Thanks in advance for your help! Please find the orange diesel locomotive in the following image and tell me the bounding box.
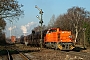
[44,28,75,50]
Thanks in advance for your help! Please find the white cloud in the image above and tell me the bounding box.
[20,21,37,34]
[6,21,37,37]
[21,25,27,34]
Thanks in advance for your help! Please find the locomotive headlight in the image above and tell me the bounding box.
[69,40,71,41]
[61,40,62,41]
[69,35,72,38]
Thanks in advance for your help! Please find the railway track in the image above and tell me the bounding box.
[12,52,30,60]
[10,46,30,60]
[15,44,90,60]
[0,50,12,60]
[1,44,90,60]
[0,50,30,60]
[0,45,31,60]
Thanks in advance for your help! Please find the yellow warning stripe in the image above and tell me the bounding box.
[70,45,75,50]
[58,44,62,50]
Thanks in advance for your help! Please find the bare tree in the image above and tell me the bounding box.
[67,7,90,43]
[33,25,47,32]
[0,0,24,45]
[54,14,72,30]
[0,0,24,21]
[48,14,55,28]
[54,6,90,44]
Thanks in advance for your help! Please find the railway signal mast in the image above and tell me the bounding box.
[35,5,43,48]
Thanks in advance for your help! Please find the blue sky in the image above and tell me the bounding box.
[5,0,90,38]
